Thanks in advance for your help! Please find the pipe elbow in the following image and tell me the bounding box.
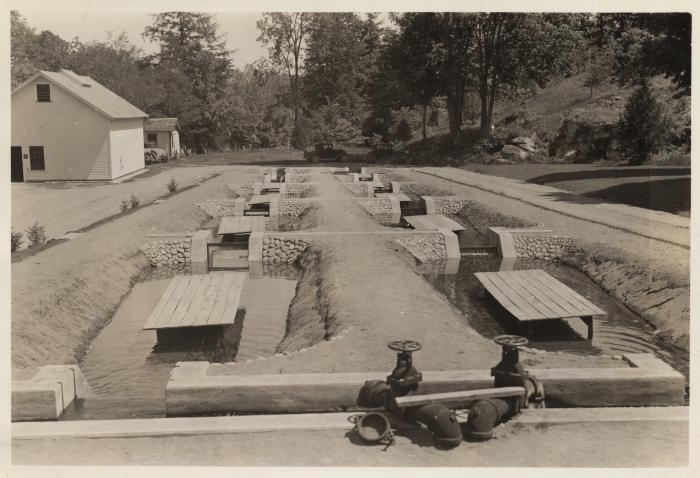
[415,403,463,448]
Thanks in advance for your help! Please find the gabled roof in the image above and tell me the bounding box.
[144,117,180,132]
[12,69,148,120]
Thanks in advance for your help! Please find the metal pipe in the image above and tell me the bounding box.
[464,398,513,441]
[408,403,463,448]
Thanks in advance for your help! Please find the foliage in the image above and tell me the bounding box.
[257,12,312,130]
[25,221,47,247]
[311,102,362,144]
[120,199,130,213]
[582,48,611,97]
[130,194,140,208]
[617,80,668,165]
[167,176,179,193]
[395,119,413,142]
[11,231,24,252]
[144,12,233,152]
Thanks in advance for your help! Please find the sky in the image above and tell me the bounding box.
[19,11,269,67]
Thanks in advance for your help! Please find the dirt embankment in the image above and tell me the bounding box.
[565,247,690,352]
[11,174,245,371]
[277,246,336,352]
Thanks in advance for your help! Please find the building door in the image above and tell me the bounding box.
[11,146,24,182]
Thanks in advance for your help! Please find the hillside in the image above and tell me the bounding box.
[392,73,690,167]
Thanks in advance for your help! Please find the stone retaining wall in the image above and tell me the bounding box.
[396,233,447,262]
[262,236,309,264]
[430,197,471,215]
[285,184,313,198]
[198,200,238,217]
[391,182,422,196]
[513,233,577,260]
[358,198,394,224]
[285,174,308,183]
[343,182,369,196]
[279,199,312,217]
[141,238,192,267]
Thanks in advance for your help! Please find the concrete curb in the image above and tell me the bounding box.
[165,353,685,416]
[190,229,211,274]
[12,365,92,422]
[12,406,688,440]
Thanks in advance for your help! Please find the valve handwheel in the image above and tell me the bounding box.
[494,335,528,348]
[387,340,422,353]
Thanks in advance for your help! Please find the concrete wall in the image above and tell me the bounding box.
[396,233,447,262]
[488,227,576,260]
[11,76,112,180]
[109,118,145,179]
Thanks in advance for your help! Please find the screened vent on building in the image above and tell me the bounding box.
[36,84,51,102]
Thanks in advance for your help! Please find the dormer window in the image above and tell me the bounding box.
[36,84,51,102]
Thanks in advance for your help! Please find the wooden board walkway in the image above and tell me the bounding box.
[143,272,246,330]
[474,269,606,339]
[218,216,267,235]
[404,214,466,232]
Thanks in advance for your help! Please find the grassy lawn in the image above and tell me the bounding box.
[461,163,691,216]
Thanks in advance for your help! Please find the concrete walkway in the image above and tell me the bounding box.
[12,408,688,466]
[415,167,689,248]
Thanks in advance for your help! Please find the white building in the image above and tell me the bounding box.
[11,69,148,182]
[144,118,181,158]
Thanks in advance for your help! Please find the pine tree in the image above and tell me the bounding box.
[617,79,667,165]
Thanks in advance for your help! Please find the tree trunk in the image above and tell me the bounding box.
[422,102,428,140]
[479,93,489,136]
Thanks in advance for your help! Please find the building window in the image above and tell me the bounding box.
[36,84,51,102]
[147,133,158,144]
[29,146,45,171]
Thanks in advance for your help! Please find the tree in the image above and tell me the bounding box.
[311,102,362,144]
[303,13,382,122]
[257,13,312,134]
[390,13,475,144]
[474,13,582,136]
[617,79,667,165]
[10,11,38,87]
[582,49,611,97]
[144,12,233,152]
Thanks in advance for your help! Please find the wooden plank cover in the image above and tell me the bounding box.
[474,269,606,323]
[218,216,267,235]
[143,272,246,330]
[248,194,277,205]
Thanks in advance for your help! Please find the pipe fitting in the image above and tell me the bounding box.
[408,403,463,448]
[464,398,512,441]
[357,380,393,409]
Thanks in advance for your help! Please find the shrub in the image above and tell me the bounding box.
[395,119,413,142]
[120,199,130,213]
[11,231,23,252]
[166,176,178,193]
[617,79,668,165]
[130,194,140,208]
[25,221,47,247]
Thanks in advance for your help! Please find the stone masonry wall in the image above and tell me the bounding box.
[432,198,471,215]
[358,198,393,224]
[285,174,308,183]
[141,238,192,267]
[397,233,447,262]
[344,182,369,196]
[279,199,312,217]
[262,236,309,264]
[198,200,238,217]
[513,233,577,260]
[285,184,313,198]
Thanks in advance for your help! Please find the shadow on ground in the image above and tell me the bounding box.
[540,177,690,215]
